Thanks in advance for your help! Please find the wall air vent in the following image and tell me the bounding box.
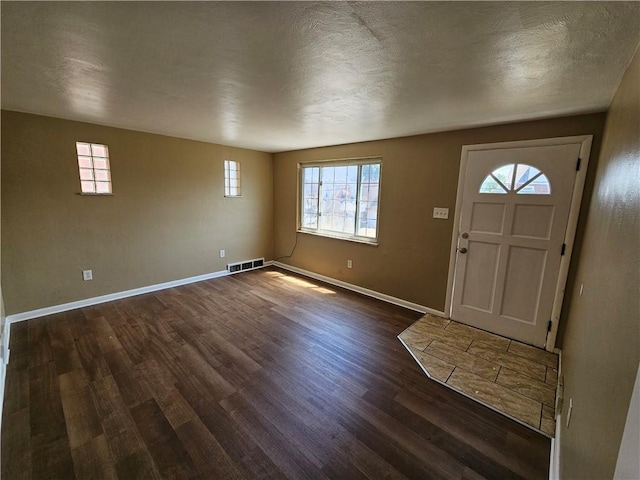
[227,257,266,274]
[227,263,242,273]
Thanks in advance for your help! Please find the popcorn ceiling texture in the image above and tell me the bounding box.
[1,2,638,152]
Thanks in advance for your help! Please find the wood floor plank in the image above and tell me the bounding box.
[129,399,201,479]
[174,419,245,480]
[1,408,31,480]
[2,267,551,480]
[220,392,330,480]
[71,434,118,480]
[58,369,104,449]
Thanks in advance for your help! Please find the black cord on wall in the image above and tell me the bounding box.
[274,231,300,262]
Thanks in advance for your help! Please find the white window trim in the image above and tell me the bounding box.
[297,157,382,245]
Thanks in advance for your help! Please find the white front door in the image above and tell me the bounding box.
[450,141,586,347]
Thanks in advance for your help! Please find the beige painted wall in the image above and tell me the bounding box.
[559,47,640,479]
[274,114,605,312]
[1,110,4,356]
[1,111,273,314]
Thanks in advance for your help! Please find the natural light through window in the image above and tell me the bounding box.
[300,159,381,243]
[479,163,551,195]
[224,160,241,197]
[76,142,112,194]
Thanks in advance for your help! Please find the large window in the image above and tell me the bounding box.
[299,159,381,243]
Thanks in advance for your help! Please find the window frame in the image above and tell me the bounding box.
[297,157,382,245]
[224,160,241,197]
[76,141,113,195]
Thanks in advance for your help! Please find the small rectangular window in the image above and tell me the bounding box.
[224,160,241,197]
[299,158,381,243]
[76,142,112,194]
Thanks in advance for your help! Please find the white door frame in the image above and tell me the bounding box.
[444,135,593,352]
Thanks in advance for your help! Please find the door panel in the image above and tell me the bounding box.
[470,203,505,234]
[501,246,546,323]
[451,143,581,346]
[511,205,554,239]
[460,241,500,312]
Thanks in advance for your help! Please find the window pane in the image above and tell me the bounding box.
[517,173,551,195]
[514,164,541,190]
[94,169,111,182]
[479,175,508,194]
[76,143,91,156]
[91,144,108,157]
[357,164,380,238]
[93,157,109,169]
[361,165,370,182]
[95,181,111,194]
[301,167,320,229]
[78,156,93,168]
[81,181,96,193]
[491,164,514,190]
[319,165,356,235]
[79,168,94,180]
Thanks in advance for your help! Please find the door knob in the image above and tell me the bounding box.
[458,247,468,254]
[461,232,469,239]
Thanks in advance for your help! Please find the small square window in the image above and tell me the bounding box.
[76,142,112,195]
[224,160,241,197]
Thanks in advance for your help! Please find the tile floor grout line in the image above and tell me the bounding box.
[445,366,456,384]
[400,314,558,437]
[493,366,502,384]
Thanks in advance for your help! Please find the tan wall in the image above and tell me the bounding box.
[559,47,640,478]
[1,110,4,351]
[274,114,605,312]
[1,111,273,314]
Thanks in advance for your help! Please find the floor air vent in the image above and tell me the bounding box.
[227,257,266,274]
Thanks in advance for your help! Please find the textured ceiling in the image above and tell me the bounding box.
[2,2,639,153]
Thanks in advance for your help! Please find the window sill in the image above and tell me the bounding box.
[77,192,114,196]
[297,229,379,246]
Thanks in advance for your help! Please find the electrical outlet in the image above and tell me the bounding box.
[220,249,225,258]
[433,207,449,219]
[347,259,353,269]
[82,269,93,281]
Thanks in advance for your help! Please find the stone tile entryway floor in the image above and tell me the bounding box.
[399,314,559,437]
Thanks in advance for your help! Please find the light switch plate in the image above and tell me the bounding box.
[433,207,449,219]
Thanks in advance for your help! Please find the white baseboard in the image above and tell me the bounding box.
[273,261,445,316]
[0,320,10,433]
[550,413,561,479]
[5,262,274,326]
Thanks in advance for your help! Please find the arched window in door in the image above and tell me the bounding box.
[479,163,551,194]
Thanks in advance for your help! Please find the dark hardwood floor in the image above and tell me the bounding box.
[2,267,550,479]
